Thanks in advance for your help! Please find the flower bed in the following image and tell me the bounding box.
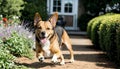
[0,23,34,69]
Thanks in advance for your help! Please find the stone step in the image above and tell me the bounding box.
[67,30,87,36]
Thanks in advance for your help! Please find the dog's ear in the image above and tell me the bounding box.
[34,12,42,26]
[48,12,58,27]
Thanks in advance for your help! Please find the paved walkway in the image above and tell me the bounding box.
[15,35,118,69]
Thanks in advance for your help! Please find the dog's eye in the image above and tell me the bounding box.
[46,28,50,30]
[38,27,42,29]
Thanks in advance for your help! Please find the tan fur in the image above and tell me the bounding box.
[34,12,74,65]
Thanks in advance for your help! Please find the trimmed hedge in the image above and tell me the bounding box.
[116,24,120,63]
[99,21,117,59]
[87,13,120,65]
[87,14,114,48]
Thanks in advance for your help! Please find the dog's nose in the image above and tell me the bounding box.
[41,32,45,36]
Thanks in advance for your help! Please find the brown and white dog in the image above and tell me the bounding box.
[34,12,74,65]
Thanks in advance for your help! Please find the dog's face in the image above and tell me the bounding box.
[34,12,58,44]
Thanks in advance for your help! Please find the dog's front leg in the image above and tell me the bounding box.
[51,54,58,63]
[36,46,44,62]
[51,52,65,65]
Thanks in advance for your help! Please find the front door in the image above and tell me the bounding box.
[47,0,78,30]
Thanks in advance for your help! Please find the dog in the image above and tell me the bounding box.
[34,12,74,65]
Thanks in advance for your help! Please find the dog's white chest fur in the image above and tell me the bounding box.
[40,39,51,57]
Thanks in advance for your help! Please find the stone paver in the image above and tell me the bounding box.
[15,35,118,69]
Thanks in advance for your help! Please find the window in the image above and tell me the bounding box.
[64,3,72,13]
[53,0,61,12]
[52,0,74,13]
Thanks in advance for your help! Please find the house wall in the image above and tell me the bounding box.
[78,0,85,18]
[47,0,84,30]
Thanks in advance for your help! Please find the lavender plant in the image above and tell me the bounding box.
[0,24,34,38]
[0,23,35,57]
[0,23,33,69]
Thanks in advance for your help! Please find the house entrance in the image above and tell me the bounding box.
[47,0,78,30]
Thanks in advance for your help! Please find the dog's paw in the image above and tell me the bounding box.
[51,58,58,64]
[60,61,65,65]
[38,56,44,62]
[69,59,74,63]
[51,55,58,64]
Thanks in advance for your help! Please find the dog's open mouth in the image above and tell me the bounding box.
[40,37,47,44]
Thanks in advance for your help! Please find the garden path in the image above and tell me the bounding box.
[15,35,118,69]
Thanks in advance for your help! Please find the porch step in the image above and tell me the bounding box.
[67,30,87,36]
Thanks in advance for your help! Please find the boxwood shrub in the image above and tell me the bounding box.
[99,22,117,59]
[91,19,102,48]
[116,24,120,64]
[87,18,96,38]
[87,13,115,48]
[87,13,120,64]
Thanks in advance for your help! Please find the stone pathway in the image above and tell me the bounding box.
[15,35,118,69]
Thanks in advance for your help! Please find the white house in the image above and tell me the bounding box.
[47,0,82,30]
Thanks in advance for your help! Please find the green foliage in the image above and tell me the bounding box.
[87,18,96,38]
[79,0,120,31]
[91,20,101,48]
[0,0,24,18]
[0,31,33,68]
[0,45,28,69]
[81,0,120,16]
[99,14,120,52]
[21,0,48,20]
[87,13,120,64]
[116,24,120,64]
[0,44,15,69]
[4,32,33,58]
[87,13,116,48]
[99,22,117,59]
[78,14,93,31]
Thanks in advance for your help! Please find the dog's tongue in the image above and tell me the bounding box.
[41,38,47,44]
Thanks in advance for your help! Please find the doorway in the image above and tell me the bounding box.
[47,0,78,30]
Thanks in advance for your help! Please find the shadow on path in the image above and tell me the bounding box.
[15,35,118,69]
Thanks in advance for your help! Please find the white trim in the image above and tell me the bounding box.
[47,0,79,30]
[47,0,50,13]
[65,27,79,30]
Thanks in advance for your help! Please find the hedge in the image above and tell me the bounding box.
[116,24,120,63]
[87,13,120,65]
[99,21,117,59]
[87,14,114,48]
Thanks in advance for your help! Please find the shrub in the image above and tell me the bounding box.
[0,0,24,18]
[99,22,117,59]
[87,18,95,38]
[87,13,120,64]
[91,20,101,48]
[99,14,120,61]
[78,14,93,31]
[87,14,113,48]
[116,24,120,64]
[0,45,28,69]
[0,24,34,58]
[0,43,15,69]
[0,24,34,68]
[0,24,34,40]
[87,13,117,48]
[21,0,48,21]
[4,32,33,58]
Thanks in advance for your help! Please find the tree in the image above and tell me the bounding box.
[78,0,120,31]
[21,0,48,21]
[0,0,24,18]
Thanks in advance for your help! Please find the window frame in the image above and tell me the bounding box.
[50,0,75,14]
